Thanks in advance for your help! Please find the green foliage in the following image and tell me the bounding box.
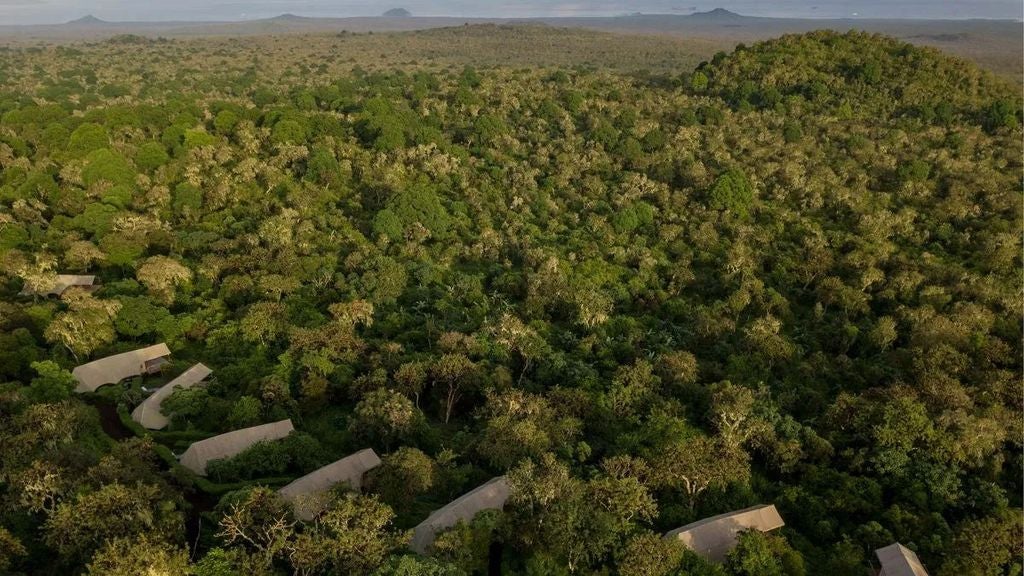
[476,389,581,469]
[190,548,243,576]
[212,489,406,575]
[272,119,307,145]
[703,30,1018,125]
[113,296,172,338]
[68,122,110,156]
[184,128,217,149]
[615,533,685,576]
[983,98,1020,132]
[939,509,1023,576]
[171,182,203,217]
[690,71,709,91]
[85,535,189,576]
[897,159,931,184]
[82,148,135,187]
[43,482,183,562]
[306,145,342,186]
[431,510,501,573]
[227,395,262,428]
[99,232,146,266]
[368,447,437,508]
[134,141,169,172]
[708,168,754,218]
[612,201,656,234]
[25,360,77,404]
[0,528,26,573]
[372,555,466,576]
[290,493,408,574]
[205,432,325,482]
[0,27,1019,576]
[213,110,239,135]
[348,389,423,449]
[782,120,802,143]
[357,97,409,151]
[725,531,805,576]
[383,180,451,239]
[372,208,404,241]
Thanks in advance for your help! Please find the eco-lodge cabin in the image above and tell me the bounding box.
[875,543,930,576]
[131,363,212,430]
[72,343,172,393]
[278,448,382,521]
[410,476,510,554]
[179,419,295,476]
[20,274,99,297]
[664,504,785,562]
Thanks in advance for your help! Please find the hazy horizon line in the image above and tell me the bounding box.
[7,10,1023,26]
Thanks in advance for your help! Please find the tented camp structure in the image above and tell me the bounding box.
[664,504,785,562]
[179,419,294,475]
[410,476,510,554]
[20,274,99,297]
[72,343,171,393]
[131,363,212,430]
[278,448,382,520]
[876,543,930,576]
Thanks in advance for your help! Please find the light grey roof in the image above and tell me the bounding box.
[20,274,97,297]
[179,419,294,476]
[664,504,785,562]
[410,476,510,554]
[876,543,930,576]
[131,363,212,430]
[278,448,382,521]
[72,343,172,393]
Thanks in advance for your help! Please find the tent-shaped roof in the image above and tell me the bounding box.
[131,363,212,430]
[410,476,510,554]
[876,543,930,576]
[278,448,382,521]
[179,419,294,476]
[20,274,98,297]
[72,343,172,393]
[664,504,785,562]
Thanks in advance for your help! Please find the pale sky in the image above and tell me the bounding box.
[1,0,1021,25]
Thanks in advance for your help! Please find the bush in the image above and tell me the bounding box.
[135,142,169,172]
[204,432,325,482]
[708,168,754,218]
[68,122,109,156]
[82,148,135,187]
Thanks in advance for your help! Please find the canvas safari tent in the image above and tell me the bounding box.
[664,504,785,561]
[179,419,294,475]
[131,363,212,429]
[278,448,382,521]
[875,543,930,576]
[410,476,510,554]
[72,343,171,393]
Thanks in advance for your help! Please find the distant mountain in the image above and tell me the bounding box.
[269,13,315,22]
[687,8,745,20]
[68,15,108,25]
[383,8,412,18]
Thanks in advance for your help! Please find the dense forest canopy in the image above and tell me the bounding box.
[0,27,1021,576]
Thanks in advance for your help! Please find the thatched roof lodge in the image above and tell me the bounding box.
[876,543,930,576]
[131,363,212,430]
[278,448,382,521]
[664,504,785,562]
[72,343,171,393]
[179,419,294,476]
[20,274,99,297]
[410,476,510,554]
